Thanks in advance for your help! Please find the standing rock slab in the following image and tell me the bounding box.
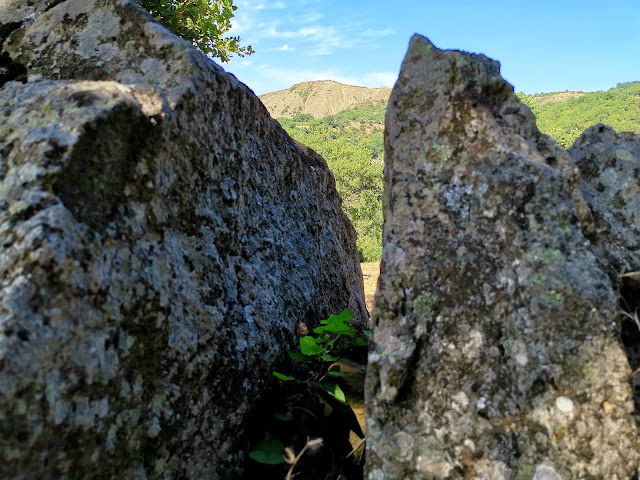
[365,34,639,479]
[569,124,640,428]
[0,1,367,478]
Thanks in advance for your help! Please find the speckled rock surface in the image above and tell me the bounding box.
[569,124,640,278]
[365,35,639,479]
[569,123,640,431]
[0,1,366,478]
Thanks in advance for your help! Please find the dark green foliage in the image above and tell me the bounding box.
[249,439,286,465]
[249,311,368,477]
[290,113,314,122]
[278,104,385,261]
[517,82,640,148]
[135,0,254,62]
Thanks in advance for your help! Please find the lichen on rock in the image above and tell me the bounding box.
[365,34,639,479]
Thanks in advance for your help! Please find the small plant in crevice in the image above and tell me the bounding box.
[248,310,369,480]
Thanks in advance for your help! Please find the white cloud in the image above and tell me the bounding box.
[230,0,396,56]
[267,44,295,51]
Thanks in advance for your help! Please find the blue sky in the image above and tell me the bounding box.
[223,0,640,96]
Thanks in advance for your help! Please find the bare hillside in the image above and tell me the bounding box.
[524,91,587,108]
[260,80,391,119]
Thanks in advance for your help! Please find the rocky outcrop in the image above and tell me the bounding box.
[365,34,639,479]
[0,1,367,478]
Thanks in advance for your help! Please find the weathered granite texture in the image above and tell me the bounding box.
[569,124,640,279]
[569,124,640,431]
[0,1,367,478]
[365,34,639,479]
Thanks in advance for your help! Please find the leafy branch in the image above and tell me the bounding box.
[249,310,369,477]
[135,0,254,62]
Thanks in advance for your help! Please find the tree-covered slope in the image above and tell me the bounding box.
[278,106,385,261]
[273,80,640,261]
[517,81,640,147]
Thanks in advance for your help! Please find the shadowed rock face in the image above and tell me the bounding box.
[569,124,640,435]
[569,124,640,279]
[365,34,639,479]
[0,1,366,478]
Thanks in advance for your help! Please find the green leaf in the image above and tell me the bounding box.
[325,371,344,377]
[317,381,347,404]
[272,371,296,382]
[320,311,355,335]
[352,337,369,347]
[300,336,325,356]
[249,439,285,465]
[287,351,309,362]
[274,411,294,422]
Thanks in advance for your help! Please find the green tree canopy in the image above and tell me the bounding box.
[136,0,254,62]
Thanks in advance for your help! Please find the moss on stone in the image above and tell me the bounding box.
[413,292,439,317]
[536,248,567,263]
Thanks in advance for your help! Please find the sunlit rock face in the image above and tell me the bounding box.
[569,124,640,434]
[365,34,639,479]
[0,1,367,478]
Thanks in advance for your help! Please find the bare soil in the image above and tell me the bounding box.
[360,262,380,313]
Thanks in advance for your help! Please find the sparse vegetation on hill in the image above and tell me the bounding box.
[272,80,640,261]
[261,80,390,120]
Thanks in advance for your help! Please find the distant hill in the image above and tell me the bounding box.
[517,81,640,147]
[260,80,391,120]
[265,80,640,261]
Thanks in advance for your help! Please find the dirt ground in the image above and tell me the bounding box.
[360,262,380,313]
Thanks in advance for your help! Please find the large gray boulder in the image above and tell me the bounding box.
[365,34,639,479]
[0,1,367,478]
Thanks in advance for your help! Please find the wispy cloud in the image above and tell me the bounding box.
[261,23,391,56]
[225,1,399,94]
[269,44,295,51]
[230,0,395,55]
[300,11,323,24]
[361,27,394,37]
